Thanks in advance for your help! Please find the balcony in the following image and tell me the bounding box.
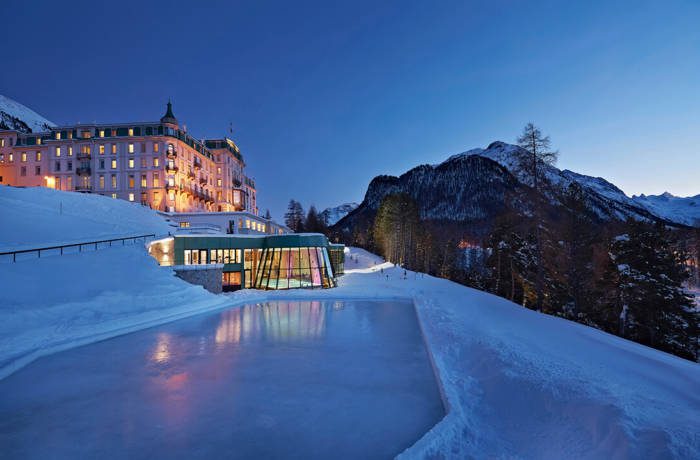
[199,177,207,185]
[74,185,92,192]
[193,159,202,170]
[166,163,179,173]
[167,150,177,159]
[165,183,176,192]
[187,170,195,180]
[76,166,92,176]
[77,152,91,160]
[233,178,242,187]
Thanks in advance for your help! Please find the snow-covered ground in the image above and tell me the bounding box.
[0,186,227,379]
[632,192,700,227]
[1,186,698,458]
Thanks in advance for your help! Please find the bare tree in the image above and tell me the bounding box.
[517,123,558,310]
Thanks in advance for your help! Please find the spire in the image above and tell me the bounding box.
[160,100,178,127]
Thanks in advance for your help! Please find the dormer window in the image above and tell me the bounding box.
[55,132,61,140]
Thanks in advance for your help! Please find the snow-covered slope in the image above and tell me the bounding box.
[321,202,359,225]
[0,94,55,133]
[632,192,700,227]
[0,186,174,251]
[0,186,224,379]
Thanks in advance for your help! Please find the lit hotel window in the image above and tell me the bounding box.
[111,193,117,199]
[141,175,147,188]
[128,159,134,168]
[169,192,175,201]
[111,144,117,154]
[56,147,61,157]
[153,143,159,152]
[128,175,135,188]
[81,130,90,139]
[153,173,160,187]
[37,138,42,145]
[99,175,105,189]
[111,159,117,169]
[128,193,134,202]
[55,132,61,140]
[128,143,134,154]
[99,145,105,154]
[9,153,13,162]
[128,128,134,136]
[67,131,73,139]
[153,157,159,167]
[68,147,73,156]
[99,130,105,138]
[35,152,41,161]
[111,175,117,188]
[21,153,27,162]
[141,157,147,168]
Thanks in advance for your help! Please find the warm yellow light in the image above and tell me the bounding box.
[44,176,56,189]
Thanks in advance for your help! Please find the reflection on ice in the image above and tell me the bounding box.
[0,300,443,460]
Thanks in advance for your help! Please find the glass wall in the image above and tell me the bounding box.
[253,247,335,290]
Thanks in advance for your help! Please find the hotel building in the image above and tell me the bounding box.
[0,103,257,215]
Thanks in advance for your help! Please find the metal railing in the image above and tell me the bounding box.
[0,234,156,263]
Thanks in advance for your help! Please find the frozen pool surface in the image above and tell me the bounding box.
[0,300,444,459]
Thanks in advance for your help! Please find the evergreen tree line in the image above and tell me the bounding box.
[364,124,699,361]
[283,199,329,234]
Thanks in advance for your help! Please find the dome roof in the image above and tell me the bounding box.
[160,101,178,126]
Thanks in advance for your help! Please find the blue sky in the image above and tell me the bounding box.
[1,0,699,219]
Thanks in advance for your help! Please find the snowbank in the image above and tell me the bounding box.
[0,185,174,251]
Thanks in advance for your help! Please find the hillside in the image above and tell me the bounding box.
[633,192,700,227]
[0,186,225,379]
[0,94,55,133]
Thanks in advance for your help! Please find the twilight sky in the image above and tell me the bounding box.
[1,0,699,219]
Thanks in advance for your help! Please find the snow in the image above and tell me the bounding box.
[1,186,698,457]
[0,93,56,133]
[633,192,700,227]
[321,202,359,225]
[0,185,174,251]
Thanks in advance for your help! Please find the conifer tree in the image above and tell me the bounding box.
[609,220,698,360]
[284,200,305,232]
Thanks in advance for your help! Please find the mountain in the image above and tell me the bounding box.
[320,202,359,226]
[0,94,55,133]
[632,192,700,227]
[333,141,683,239]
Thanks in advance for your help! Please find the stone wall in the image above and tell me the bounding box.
[173,264,223,294]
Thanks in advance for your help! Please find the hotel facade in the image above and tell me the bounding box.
[0,103,257,215]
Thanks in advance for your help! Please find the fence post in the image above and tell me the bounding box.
[60,247,63,255]
[13,253,16,263]
[95,242,98,250]
[38,249,41,258]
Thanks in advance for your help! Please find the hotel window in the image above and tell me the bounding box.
[217,178,222,187]
[67,161,72,171]
[67,131,73,139]
[128,158,134,168]
[0,153,3,163]
[99,145,105,155]
[111,144,117,154]
[81,145,90,155]
[141,174,147,188]
[56,147,61,157]
[55,132,61,140]
[169,191,175,201]
[167,177,175,187]
[111,174,117,188]
[68,146,73,156]
[153,143,159,153]
[140,142,146,153]
[99,175,105,189]
[140,192,147,205]
[217,167,221,174]
[111,159,117,169]
[128,143,134,154]
[81,130,91,139]
[35,166,41,176]
[128,193,134,202]
[35,152,41,161]
[20,166,26,176]
[111,193,117,199]
[99,130,105,138]
[99,159,105,169]
[21,152,27,162]
[153,173,160,187]
[128,128,134,136]
[67,176,72,189]
[153,157,159,167]
[128,175,134,189]
[8,153,13,162]
[55,161,61,171]
[141,157,147,168]
[111,129,117,137]
[37,138,42,145]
